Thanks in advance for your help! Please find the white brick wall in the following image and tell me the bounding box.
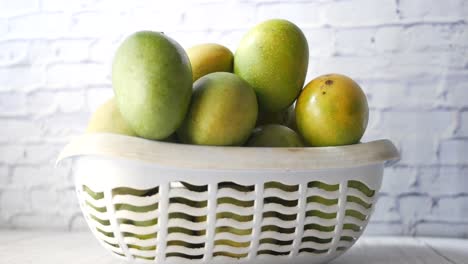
[0,0,467,237]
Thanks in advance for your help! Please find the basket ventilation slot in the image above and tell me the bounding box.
[79,178,377,262]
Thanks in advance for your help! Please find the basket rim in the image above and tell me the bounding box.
[57,133,399,170]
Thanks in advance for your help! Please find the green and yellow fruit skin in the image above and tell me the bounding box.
[86,98,137,137]
[296,74,369,147]
[234,19,309,112]
[177,72,258,146]
[112,31,192,140]
[187,43,233,82]
[246,124,304,147]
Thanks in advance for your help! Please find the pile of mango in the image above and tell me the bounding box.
[88,19,368,147]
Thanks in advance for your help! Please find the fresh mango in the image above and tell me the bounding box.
[112,31,192,140]
[187,43,233,82]
[178,72,258,146]
[296,74,369,146]
[234,19,309,112]
[86,98,136,137]
[246,124,304,147]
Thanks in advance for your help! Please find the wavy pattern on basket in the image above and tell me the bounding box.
[297,181,340,255]
[81,185,125,258]
[166,182,208,260]
[111,186,160,261]
[80,178,377,262]
[255,181,299,256]
[337,180,376,252]
[212,181,255,260]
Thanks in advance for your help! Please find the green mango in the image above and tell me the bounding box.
[246,124,304,147]
[234,19,309,112]
[177,72,258,146]
[187,43,233,82]
[112,31,192,140]
[86,98,137,137]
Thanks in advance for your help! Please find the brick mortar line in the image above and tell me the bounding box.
[1,18,466,36]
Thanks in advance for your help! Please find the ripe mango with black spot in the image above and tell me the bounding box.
[246,124,304,147]
[177,72,258,146]
[187,43,233,82]
[234,19,309,112]
[86,98,137,137]
[112,31,192,140]
[296,74,368,147]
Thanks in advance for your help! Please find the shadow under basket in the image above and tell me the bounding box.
[57,133,399,264]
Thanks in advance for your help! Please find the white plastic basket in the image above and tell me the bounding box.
[58,133,399,264]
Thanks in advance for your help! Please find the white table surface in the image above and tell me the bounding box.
[0,230,467,264]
